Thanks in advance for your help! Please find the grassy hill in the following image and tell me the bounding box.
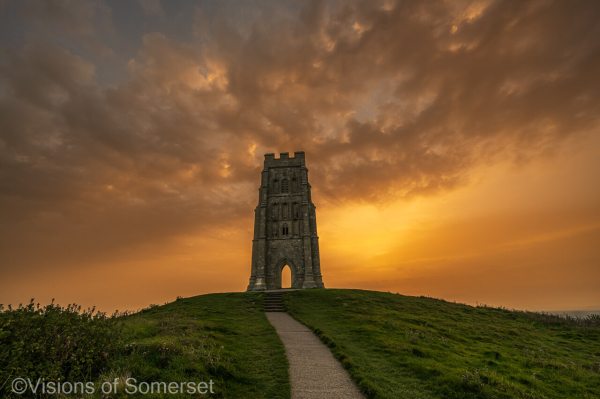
[1,293,290,398]
[284,289,600,399]
[108,292,290,399]
[2,290,599,398]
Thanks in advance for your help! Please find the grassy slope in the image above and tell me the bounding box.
[104,292,289,399]
[284,289,600,399]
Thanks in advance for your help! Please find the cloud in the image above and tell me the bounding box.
[20,0,100,35]
[137,0,165,20]
[0,0,599,277]
[16,0,115,57]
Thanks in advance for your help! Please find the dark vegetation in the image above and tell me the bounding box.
[0,293,289,398]
[0,300,121,394]
[284,289,600,399]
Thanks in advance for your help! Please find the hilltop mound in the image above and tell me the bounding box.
[3,290,598,398]
[1,293,289,399]
[284,289,600,399]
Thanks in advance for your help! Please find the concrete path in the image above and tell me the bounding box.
[266,313,365,399]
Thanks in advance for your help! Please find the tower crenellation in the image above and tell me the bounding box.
[247,152,325,291]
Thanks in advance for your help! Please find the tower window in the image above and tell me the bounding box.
[272,179,279,194]
[282,224,289,236]
[281,179,289,193]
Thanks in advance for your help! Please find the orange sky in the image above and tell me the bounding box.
[0,0,599,313]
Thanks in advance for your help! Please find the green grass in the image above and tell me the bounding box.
[1,293,290,399]
[103,292,289,398]
[284,289,600,399]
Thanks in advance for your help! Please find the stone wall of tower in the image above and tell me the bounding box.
[247,151,325,291]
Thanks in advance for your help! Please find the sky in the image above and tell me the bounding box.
[1,0,599,313]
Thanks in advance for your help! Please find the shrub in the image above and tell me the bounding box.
[0,299,122,395]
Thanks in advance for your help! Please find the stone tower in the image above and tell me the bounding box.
[247,152,325,291]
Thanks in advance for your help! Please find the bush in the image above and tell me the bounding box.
[0,299,122,395]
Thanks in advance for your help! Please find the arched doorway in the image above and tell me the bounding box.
[275,257,296,289]
[281,265,292,288]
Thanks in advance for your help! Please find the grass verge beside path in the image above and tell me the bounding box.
[107,292,290,398]
[1,292,290,399]
[284,289,600,399]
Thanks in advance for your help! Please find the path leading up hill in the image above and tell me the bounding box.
[266,312,365,399]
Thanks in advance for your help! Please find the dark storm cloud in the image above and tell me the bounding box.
[15,0,114,57]
[195,0,600,202]
[19,0,110,36]
[1,0,599,269]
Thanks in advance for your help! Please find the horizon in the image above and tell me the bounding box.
[5,289,600,319]
[1,0,599,314]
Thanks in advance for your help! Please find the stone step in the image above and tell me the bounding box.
[264,292,285,313]
[265,304,284,309]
